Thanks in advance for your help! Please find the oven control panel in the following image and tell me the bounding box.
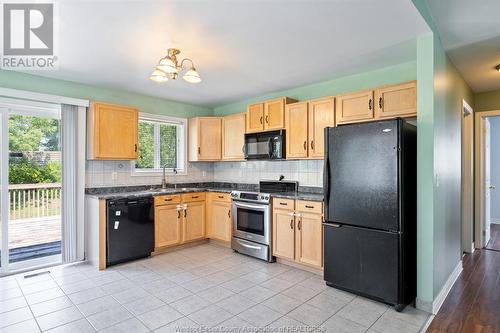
[230,191,270,204]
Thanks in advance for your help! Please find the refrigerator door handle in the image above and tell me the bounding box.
[324,223,341,228]
[323,129,330,221]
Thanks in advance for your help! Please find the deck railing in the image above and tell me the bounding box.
[8,183,61,220]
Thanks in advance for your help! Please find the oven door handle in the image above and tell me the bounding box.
[233,202,269,211]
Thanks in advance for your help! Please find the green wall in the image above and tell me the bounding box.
[475,89,500,112]
[413,0,474,311]
[213,61,417,115]
[0,70,212,117]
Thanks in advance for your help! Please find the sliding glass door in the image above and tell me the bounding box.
[0,100,62,273]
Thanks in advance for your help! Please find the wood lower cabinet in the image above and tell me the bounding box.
[207,193,232,242]
[154,193,205,250]
[336,90,374,125]
[222,113,246,160]
[155,204,182,249]
[189,117,222,161]
[273,206,296,260]
[272,198,323,269]
[375,81,417,119]
[183,201,205,243]
[87,102,138,160]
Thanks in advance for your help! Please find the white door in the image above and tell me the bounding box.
[484,118,492,246]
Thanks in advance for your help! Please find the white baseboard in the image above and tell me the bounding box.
[432,260,463,314]
[415,260,463,314]
[490,218,500,224]
[420,315,435,333]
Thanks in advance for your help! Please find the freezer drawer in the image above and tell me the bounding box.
[323,223,399,304]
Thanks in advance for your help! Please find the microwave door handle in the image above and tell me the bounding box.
[268,139,273,159]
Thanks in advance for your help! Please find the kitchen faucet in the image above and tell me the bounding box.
[161,165,178,189]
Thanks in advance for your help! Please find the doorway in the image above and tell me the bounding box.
[462,100,474,253]
[474,109,500,251]
[0,100,62,273]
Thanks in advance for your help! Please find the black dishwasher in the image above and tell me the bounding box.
[106,196,154,266]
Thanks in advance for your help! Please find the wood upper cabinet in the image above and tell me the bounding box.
[222,113,246,160]
[375,81,417,119]
[308,97,335,158]
[336,90,374,125]
[246,103,264,133]
[295,201,323,268]
[207,193,232,242]
[285,102,309,159]
[87,102,138,160]
[285,97,335,160]
[246,97,297,133]
[154,203,182,249]
[183,200,206,242]
[189,117,222,161]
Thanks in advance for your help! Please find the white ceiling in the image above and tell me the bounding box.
[425,0,500,92]
[28,0,428,107]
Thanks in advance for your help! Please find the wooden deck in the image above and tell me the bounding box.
[8,216,61,249]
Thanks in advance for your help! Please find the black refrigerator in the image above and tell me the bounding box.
[323,118,416,312]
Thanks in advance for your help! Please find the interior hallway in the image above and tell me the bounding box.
[486,224,500,252]
[427,249,500,332]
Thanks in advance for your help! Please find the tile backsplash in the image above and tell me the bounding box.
[85,159,323,188]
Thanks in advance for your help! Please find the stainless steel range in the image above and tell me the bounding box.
[230,180,297,262]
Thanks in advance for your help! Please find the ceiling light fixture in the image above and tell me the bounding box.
[496,64,500,72]
[150,48,201,84]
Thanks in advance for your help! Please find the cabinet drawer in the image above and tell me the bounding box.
[181,192,206,202]
[273,198,295,210]
[154,195,181,206]
[296,200,322,214]
[209,192,231,203]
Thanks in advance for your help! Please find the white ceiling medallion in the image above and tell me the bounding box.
[150,48,201,84]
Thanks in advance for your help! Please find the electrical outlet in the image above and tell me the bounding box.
[111,172,118,180]
[202,171,206,177]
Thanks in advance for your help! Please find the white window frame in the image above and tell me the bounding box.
[132,113,187,176]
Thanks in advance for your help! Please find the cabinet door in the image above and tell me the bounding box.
[208,201,231,242]
[183,201,206,242]
[375,81,417,119]
[89,102,138,160]
[246,103,264,133]
[199,118,222,160]
[336,90,374,125]
[155,204,182,249]
[272,209,295,260]
[285,102,309,159]
[264,98,285,130]
[222,113,246,160]
[295,212,323,268]
[308,97,335,158]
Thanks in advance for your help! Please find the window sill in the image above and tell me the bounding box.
[130,170,187,177]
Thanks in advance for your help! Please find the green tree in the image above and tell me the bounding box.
[9,115,60,152]
[9,158,61,184]
[136,121,154,168]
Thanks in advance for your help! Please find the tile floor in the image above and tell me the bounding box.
[0,243,430,332]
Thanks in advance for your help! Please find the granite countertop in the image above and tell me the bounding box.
[85,182,323,201]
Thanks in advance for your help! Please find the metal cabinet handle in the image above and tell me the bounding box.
[228,209,231,218]
[177,210,180,219]
[280,202,288,206]
[368,99,372,110]
[260,116,263,124]
[192,196,199,199]
[379,97,383,109]
[310,140,314,150]
[290,219,294,229]
[298,218,302,230]
[218,195,224,199]
[184,209,187,218]
[303,141,307,150]
[164,198,173,202]
[198,147,201,155]
[265,115,269,124]
[305,205,314,209]
[134,144,137,152]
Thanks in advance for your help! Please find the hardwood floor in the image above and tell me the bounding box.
[427,249,500,332]
[486,224,500,251]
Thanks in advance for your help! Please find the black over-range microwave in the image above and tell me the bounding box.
[244,130,285,160]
